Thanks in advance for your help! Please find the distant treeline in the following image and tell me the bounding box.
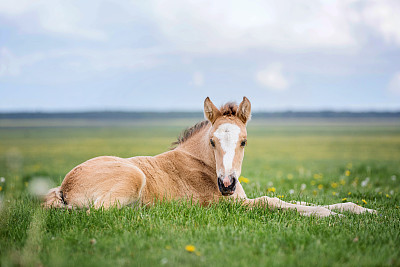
[1,111,399,119]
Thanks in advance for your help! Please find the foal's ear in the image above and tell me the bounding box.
[204,97,221,124]
[237,96,251,124]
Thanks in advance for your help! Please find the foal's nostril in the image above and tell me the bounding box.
[222,176,231,187]
[217,176,237,196]
[227,177,237,191]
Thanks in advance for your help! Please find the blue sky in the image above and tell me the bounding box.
[0,0,400,112]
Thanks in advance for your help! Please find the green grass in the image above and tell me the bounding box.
[0,119,400,266]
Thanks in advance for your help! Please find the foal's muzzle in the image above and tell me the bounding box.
[217,175,237,196]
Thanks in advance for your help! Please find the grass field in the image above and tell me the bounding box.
[0,118,399,266]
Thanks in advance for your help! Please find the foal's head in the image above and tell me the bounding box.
[204,97,251,196]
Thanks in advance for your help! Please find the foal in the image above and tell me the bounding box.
[44,97,376,217]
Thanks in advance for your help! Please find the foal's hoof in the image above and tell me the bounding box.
[345,202,377,214]
[361,207,377,214]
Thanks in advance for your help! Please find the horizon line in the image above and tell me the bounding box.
[1,110,400,114]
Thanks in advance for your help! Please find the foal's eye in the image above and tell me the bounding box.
[240,140,247,147]
[210,139,215,147]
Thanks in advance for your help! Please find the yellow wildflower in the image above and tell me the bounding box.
[165,245,171,250]
[239,177,249,184]
[311,180,316,186]
[362,199,367,204]
[345,170,350,176]
[0,186,2,191]
[386,194,390,198]
[348,192,352,195]
[287,174,293,180]
[318,184,323,190]
[185,245,196,252]
[332,192,337,196]
[331,182,338,189]
[340,179,346,185]
[342,198,347,202]
[313,190,317,196]
[267,187,276,193]
[313,173,323,179]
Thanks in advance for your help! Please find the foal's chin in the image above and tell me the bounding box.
[221,191,234,196]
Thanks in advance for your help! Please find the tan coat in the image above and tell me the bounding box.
[44,118,242,208]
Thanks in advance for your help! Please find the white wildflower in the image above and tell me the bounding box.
[289,189,295,194]
[361,177,370,187]
[0,177,5,183]
[27,177,54,197]
[391,175,396,181]
[300,184,306,190]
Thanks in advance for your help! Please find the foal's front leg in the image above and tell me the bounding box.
[290,201,378,215]
[243,196,338,217]
[294,201,377,214]
[324,202,377,214]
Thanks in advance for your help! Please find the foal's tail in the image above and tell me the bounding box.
[42,186,66,208]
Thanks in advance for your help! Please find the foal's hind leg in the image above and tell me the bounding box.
[91,167,147,209]
[61,157,146,209]
[92,181,143,209]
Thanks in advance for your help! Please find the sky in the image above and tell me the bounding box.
[0,0,400,112]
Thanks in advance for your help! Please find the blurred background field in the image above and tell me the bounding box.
[1,114,399,199]
[1,115,400,266]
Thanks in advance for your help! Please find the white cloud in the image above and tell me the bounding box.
[192,71,204,87]
[151,0,359,54]
[0,47,164,77]
[388,72,400,95]
[255,63,289,91]
[1,0,400,53]
[149,0,400,54]
[0,0,107,41]
[66,48,163,72]
[0,0,36,15]
[362,1,400,45]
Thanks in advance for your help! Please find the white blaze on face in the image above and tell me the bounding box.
[214,123,241,176]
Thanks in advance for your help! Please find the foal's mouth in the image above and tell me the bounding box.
[217,177,237,196]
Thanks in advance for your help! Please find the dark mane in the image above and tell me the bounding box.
[171,120,210,148]
[171,102,238,149]
[220,102,238,116]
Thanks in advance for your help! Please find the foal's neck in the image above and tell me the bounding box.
[175,124,215,169]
